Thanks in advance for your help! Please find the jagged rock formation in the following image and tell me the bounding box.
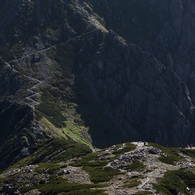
[90,0,195,85]
[1,1,195,194]
[0,0,195,152]
[86,0,195,146]
[0,100,48,170]
[77,29,194,147]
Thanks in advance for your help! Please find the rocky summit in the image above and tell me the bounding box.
[1,0,195,194]
[1,141,195,194]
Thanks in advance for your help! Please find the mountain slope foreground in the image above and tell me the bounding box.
[1,0,195,194]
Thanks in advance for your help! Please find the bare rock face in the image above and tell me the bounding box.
[0,100,46,170]
[89,0,195,102]
[77,29,195,147]
[0,0,195,149]
[73,0,195,147]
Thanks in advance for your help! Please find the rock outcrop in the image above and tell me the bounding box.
[0,0,195,149]
[77,29,195,147]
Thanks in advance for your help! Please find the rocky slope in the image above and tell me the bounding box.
[89,0,195,85]
[80,0,195,147]
[1,0,195,194]
[1,141,195,194]
[0,0,195,149]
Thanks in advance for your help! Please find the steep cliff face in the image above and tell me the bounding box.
[76,29,195,147]
[0,0,195,151]
[0,100,35,169]
[88,0,195,101]
[74,0,195,147]
[1,1,195,194]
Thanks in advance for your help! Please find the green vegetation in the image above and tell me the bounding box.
[35,163,62,174]
[113,143,136,155]
[153,170,195,195]
[36,86,68,128]
[63,120,92,147]
[20,186,36,193]
[122,178,141,188]
[123,161,146,171]
[1,1,195,194]
[73,151,122,183]
[7,138,91,171]
[35,40,93,146]
[13,180,32,191]
[0,177,8,186]
[39,117,67,139]
[36,175,106,195]
[73,152,104,166]
[148,143,181,165]
[11,173,21,181]
[84,166,121,183]
[135,191,153,195]
[180,149,195,162]
[30,138,91,164]
[158,156,176,165]
[0,102,38,172]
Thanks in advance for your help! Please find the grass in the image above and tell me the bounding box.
[85,166,121,183]
[36,86,68,128]
[113,143,136,155]
[31,138,91,164]
[158,156,176,165]
[35,39,93,146]
[13,180,32,190]
[0,102,38,172]
[153,170,195,195]
[122,178,141,188]
[63,120,92,147]
[0,177,8,186]
[148,143,181,165]
[73,152,104,166]
[123,160,146,171]
[35,163,62,174]
[36,175,106,195]
[6,138,91,171]
[180,149,195,162]
[135,191,153,195]
[73,151,122,183]
[39,117,67,139]
[20,186,36,193]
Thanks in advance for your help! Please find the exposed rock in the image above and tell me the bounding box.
[0,100,47,170]
[145,147,162,155]
[0,0,195,168]
[83,0,195,147]
[77,29,194,147]
[109,145,162,169]
[58,166,91,184]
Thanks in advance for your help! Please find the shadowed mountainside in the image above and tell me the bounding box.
[0,0,195,164]
[1,0,195,194]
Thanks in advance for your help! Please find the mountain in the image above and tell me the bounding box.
[1,0,195,194]
[1,141,195,194]
[1,0,195,148]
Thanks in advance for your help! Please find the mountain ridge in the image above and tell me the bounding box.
[1,0,195,194]
[0,0,195,154]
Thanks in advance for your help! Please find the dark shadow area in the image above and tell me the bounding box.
[74,73,136,148]
[0,100,34,170]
